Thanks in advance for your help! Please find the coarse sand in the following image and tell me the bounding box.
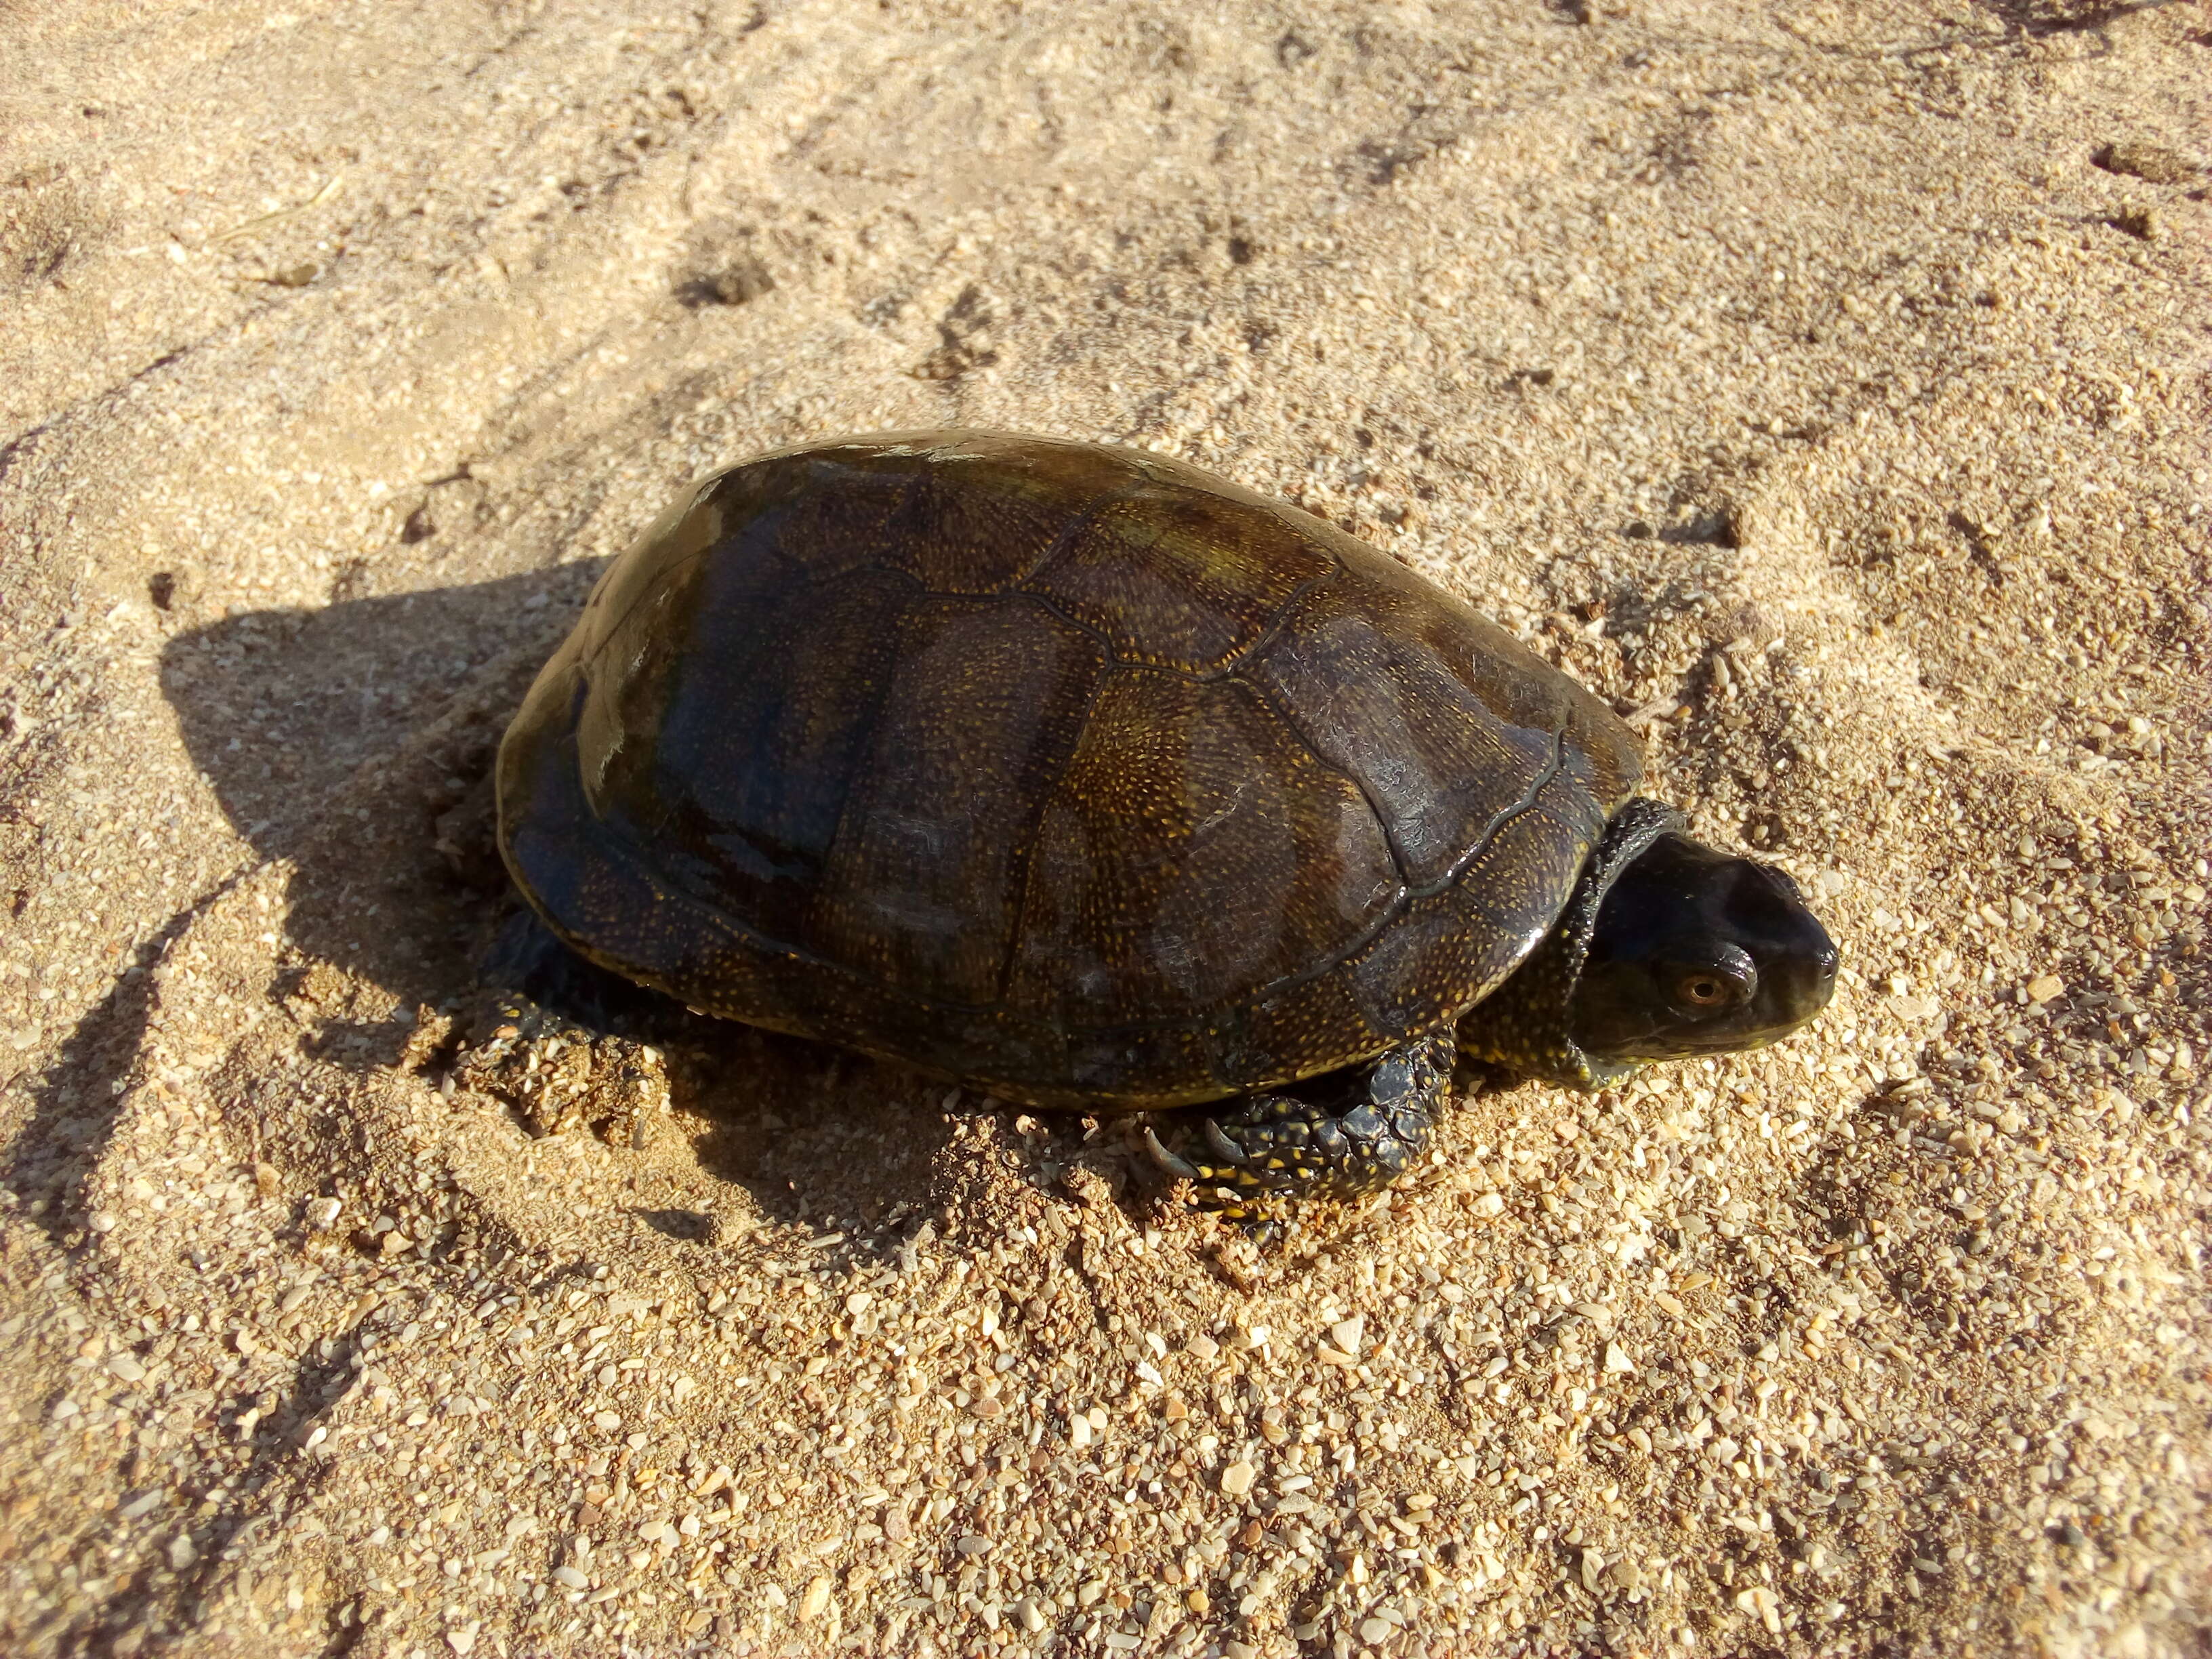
[2,3,2208,1656]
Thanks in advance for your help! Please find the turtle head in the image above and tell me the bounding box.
[1568,832,1839,1065]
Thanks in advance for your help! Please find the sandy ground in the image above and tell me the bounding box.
[3,2,2209,1656]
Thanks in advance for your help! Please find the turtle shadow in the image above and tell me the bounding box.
[667,1029,962,1240]
[6,889,243,1246]
[662,1025,1128,1250]
[155,569,1100,1237]
[4,570,581,1247]
[159,567,603,1061]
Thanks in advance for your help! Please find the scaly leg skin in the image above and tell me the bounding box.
[1145,1033,1453,1229]
[455,909,693,1141]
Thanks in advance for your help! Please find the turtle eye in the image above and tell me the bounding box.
[1677,972,1731,1008]
[1668,947,1755,1015]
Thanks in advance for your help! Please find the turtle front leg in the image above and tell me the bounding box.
[1145,1033,1453,1218]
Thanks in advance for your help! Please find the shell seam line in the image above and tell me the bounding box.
[1237,670,1418,893]
[676,488,1345,684]
[592,459,925,664]
[583,541,719,669]
[804,568,933,943]
[774,569,1342,1016]
[1201,569,1337,680]
[1412,722,1570,905]
[813,566,1338,689]
[991,665,1118,1007]
[1008,478,1155,590]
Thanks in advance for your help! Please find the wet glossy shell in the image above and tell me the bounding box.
[497,432,1644,1109]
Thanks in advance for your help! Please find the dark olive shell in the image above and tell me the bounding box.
[497,432,1643,1109]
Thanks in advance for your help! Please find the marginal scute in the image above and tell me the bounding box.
[1065,1021,1214,1097]
[1345,888,1502,1040]
[1233,965,1385,1087]
[497,430,1647,1109]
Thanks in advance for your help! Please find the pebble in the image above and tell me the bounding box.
[798,1574,832,1622]
[1218,1460,1256,1497]
[2109,205,2161,243]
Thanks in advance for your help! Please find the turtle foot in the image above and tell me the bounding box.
[1146,1032,1452,1221]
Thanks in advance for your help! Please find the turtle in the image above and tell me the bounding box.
[492,430,1837,1209]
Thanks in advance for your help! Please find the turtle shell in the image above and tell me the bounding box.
[497,431,1644,1109]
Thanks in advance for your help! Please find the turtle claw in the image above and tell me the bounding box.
[1142,1125,1202,1181]
[1202,1118,1252,1167]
